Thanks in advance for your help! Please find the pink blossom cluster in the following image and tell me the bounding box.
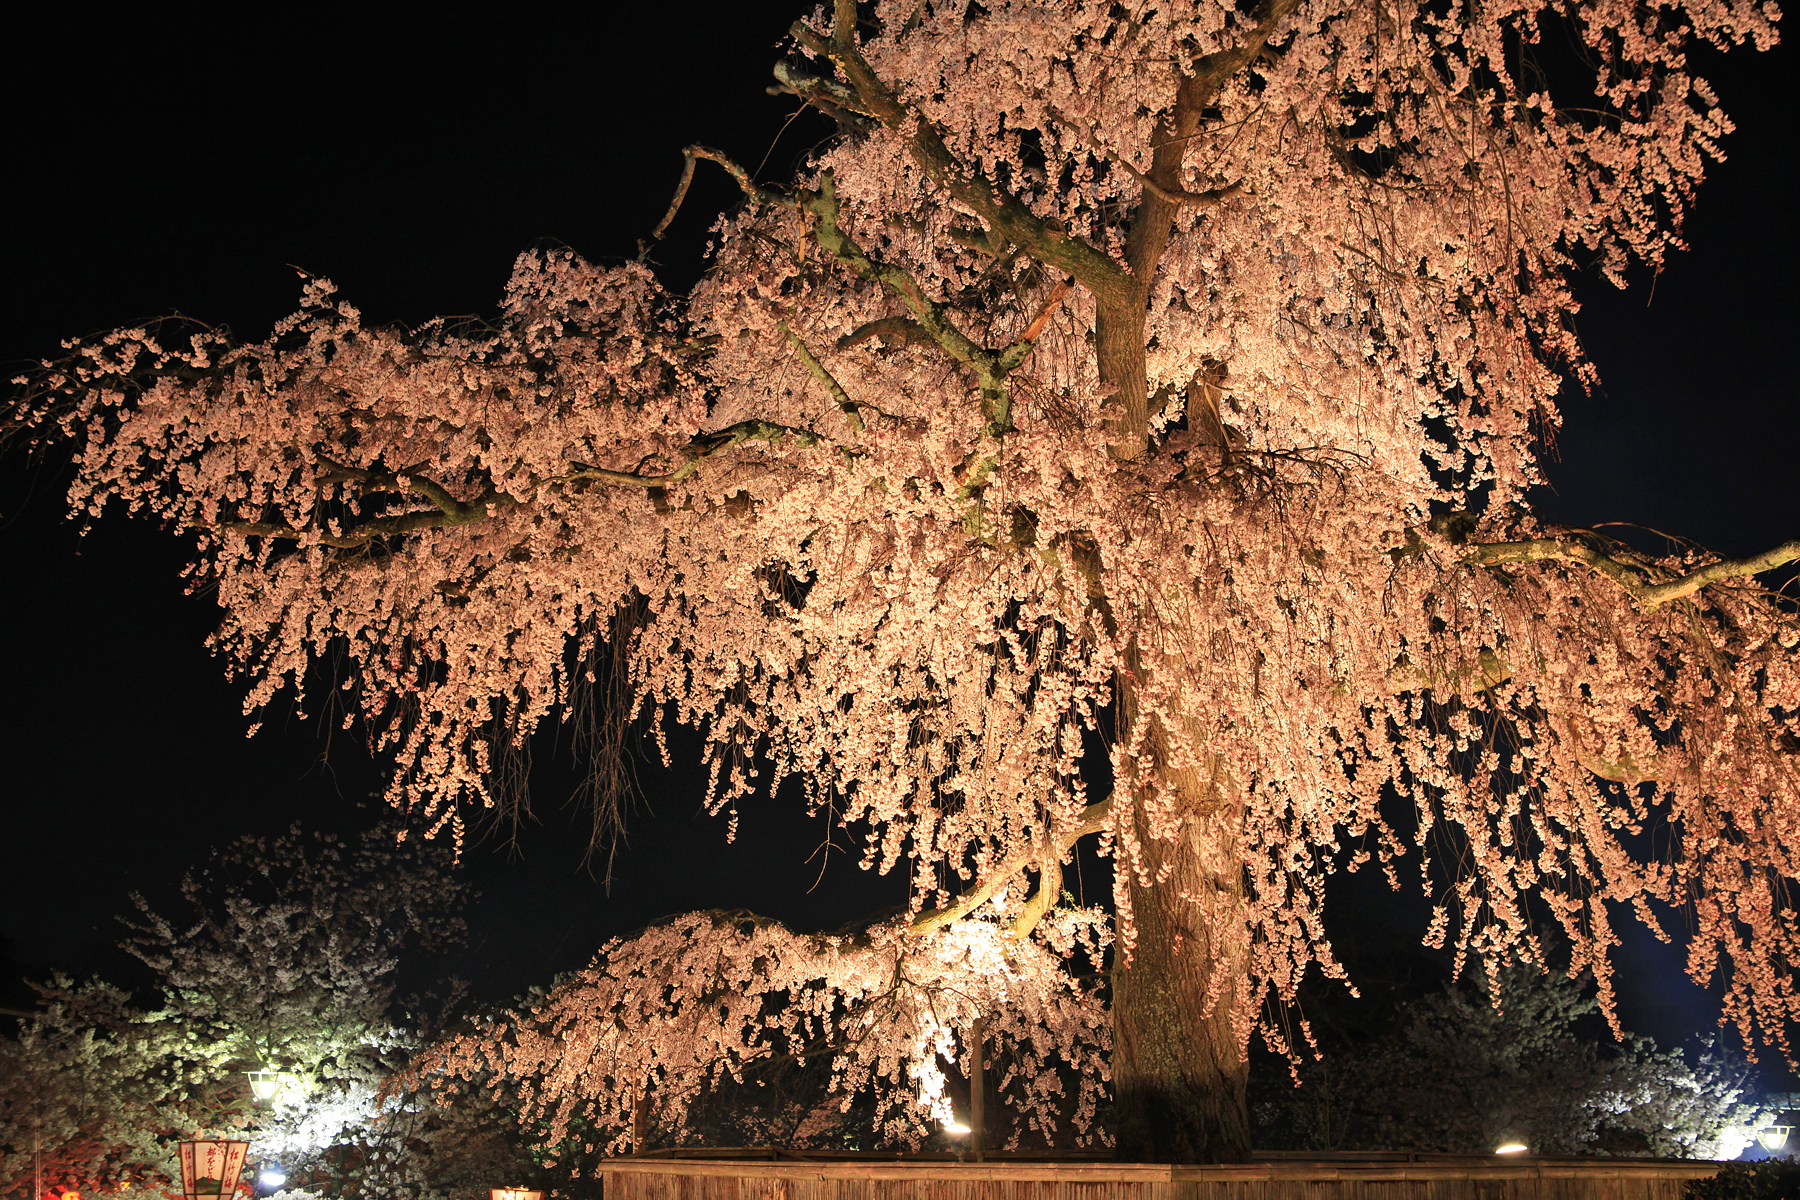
[407,907,1111,1154]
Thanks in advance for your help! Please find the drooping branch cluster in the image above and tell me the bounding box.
[406,906,1112,1154]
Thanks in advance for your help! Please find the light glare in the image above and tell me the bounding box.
[1495,1142,1528,1155]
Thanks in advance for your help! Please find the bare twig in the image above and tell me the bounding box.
[638,145,799,262]
[1112,155,1244,209]
[998,278,1075,371]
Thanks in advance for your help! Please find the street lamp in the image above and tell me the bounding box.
[177,1139,249,1199]
[489,1190,545,1200]
[1494,1142,1528,1155]
[1756,1125,1791,1152]
[246,1070,287,1102]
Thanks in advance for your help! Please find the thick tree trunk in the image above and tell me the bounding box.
[1108,641,1253,1163]
[1096,118,1257,1150]
[1110,798,1253,1163]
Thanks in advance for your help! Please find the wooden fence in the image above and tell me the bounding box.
[603,1150,1725,1200]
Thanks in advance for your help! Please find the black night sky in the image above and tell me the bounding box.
[1,0,1795,1095]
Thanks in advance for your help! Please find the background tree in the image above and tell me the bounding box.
[1256,965,1769,1157]
[0,824,515,1198]
[9,0,1796,1163]
[121,823,468,1090]
[0,976,216,1197]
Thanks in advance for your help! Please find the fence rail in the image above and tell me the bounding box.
[604,1151,1724,1199]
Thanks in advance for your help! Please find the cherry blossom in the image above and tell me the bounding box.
[11,0,1793,1162]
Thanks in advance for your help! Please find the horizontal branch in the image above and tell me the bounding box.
[908,798,1113,940]
[1049,110,1245,213]
[1464,536,1800,609]
[836,316,935,352]
[201,420,827,547]
[200,509,481,549]
[199,467,517,548]
[560,419,827,489]
[1113,156,1244,209]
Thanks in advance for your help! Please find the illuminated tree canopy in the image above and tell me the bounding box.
[12,0,1794,1163]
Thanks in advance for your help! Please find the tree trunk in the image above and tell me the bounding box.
[1109,649,1253,1163]
[1111,797,1253,1162]
[1095,159,1253,1154]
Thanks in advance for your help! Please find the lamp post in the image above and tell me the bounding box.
[177,1139,249,1199]
[1756,1125,1791,1153]
[246,1070,285,1103]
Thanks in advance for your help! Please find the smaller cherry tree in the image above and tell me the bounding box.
[0,822,495,1198]
[121,822,469,1093]
[0,976,223,1197]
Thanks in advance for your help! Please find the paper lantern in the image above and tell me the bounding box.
[177,1140,248,1199]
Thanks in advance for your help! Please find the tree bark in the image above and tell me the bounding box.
[1110,797,1252,1162]
[1108,647,1253,1163]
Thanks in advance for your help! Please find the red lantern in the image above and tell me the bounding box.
[176,1140,248,1199]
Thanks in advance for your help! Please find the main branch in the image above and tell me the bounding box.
[791,0,1134,308]
[204,420,828,547]
[670,144,1068,440]
[908,798,1113,941]
[1466,536,1800,609]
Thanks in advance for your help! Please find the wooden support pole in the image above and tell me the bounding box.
[970,1017,986,1163]
[631,1079,649,1155]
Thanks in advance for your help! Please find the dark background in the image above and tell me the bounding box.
[0,0,1794,1089]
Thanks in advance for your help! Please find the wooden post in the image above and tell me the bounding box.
[631,1078,649,1155]
[970,1017,986,1163]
